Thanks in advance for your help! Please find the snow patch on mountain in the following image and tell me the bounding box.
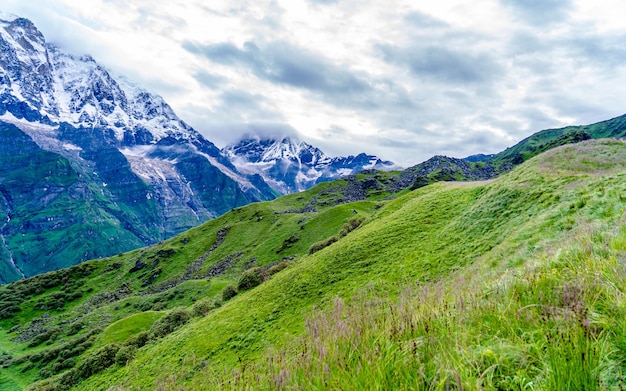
[223,136,397,194]
[0,12,19,22]
[192,146,254,190]
[0,111,83,158]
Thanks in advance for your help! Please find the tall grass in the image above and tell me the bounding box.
[22,140,626,390]
[170,221,626,391]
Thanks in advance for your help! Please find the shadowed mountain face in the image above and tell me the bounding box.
[0,15,278,282]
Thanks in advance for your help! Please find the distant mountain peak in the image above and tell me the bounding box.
[0,11,19,22]
[223,135,397,194]
[0,17,202,146]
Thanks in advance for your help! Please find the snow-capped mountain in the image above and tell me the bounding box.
[0,14,277,282]
[224,136,397,194]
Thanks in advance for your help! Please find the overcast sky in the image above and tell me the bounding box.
[4,0,626,166]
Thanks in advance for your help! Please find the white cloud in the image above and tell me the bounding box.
[4,0,626,166]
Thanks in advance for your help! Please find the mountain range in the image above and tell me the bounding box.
[3,13,626,288]
[0,14,395,283]
[223,136,397,194]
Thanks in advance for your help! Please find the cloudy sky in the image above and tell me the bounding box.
[4,0,626,166]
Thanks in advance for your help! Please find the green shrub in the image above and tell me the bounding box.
[66,321,84,336]
[58,368,79,389]
[0,303,20,319]
[222,285,238,301]
[38,368,52,380]
[192,298,221,317]
[74,343,120,381]
[125,331,149,349]
[148,307,191,340]
[115,345,137,366]
[40,348,62,365]
[20,362,34,373]
[308,236,338,254]
[28,329,61,348]
[59,349,72,359]
[61,358,76,370]
[50,360,65,374]
[267,260,291,276]
[339,217,365,237]
[237,267,266,291]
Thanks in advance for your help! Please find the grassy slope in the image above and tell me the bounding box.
[0,179,388,389]
[75,139,626,390]
[3,139,626,390]
[490,112,626,166]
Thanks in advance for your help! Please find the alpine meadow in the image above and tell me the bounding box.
[3,6,626,391]
[1,139,626,390]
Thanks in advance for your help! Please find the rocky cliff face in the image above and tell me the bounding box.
[0,14,278,283]
[223,136,398,194]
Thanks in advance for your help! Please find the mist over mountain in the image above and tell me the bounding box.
[223,135,398,194]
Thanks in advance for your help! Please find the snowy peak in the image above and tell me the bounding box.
[224,136,397,194]
[0,15,281,282]
[48,47,198,144]
[225,136,330,165]
[262,137,328,164]
[0,17,199,145]
[0,16,56,114]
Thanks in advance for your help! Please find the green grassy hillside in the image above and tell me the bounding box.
[489,112,626,168]
[3,139,626,390]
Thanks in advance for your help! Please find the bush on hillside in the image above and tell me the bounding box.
[28,328,61,348]
[115,345,137,366]
[267,260,291,276]
[66,321,84,336]
[237,267,266,291]
[148,307,191,340]
[192,297,222,317]
[0,303,20,319]
[125,331,149,349]
[222,285,238,301]
[74,343,120,382]
[339,217,365,237]
[308,236,338,255]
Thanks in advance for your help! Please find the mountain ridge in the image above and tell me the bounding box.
[0,15,280,282]
[0,14,400,282]
[3,13,626,286]
[223,135,398,194]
